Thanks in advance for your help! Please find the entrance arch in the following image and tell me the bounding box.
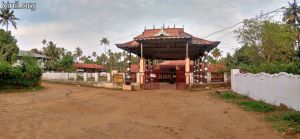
[116,27,220,90]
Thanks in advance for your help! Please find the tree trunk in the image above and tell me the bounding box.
[6,24,8,32]
[105,45,107,68]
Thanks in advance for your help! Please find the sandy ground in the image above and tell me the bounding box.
[0,82,285,139]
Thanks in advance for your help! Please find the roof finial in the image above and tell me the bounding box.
[163,24,165,29]
[153,25,155,29]
[174,24,175,28]
[183,25,184,30]
[144,26,146,30]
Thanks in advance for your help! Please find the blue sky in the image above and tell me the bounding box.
[5,0,289,57]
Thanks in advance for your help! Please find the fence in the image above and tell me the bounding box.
[42,72,111,82]
[42,73,76,80]
[231,69,300,111]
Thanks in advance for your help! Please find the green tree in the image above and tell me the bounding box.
[30,48,43,55]
[283,0,300,55]
[283,0,300,25]
[74,47,82,63]
[42,39,47,46]
[211,48,222,61]
[0,8,19,31]
[58,47,66,57]
[234,18,264,65]
[0,29,18,62]
[100,37,109,65]
[228,17,298,73]
[10,52,17,64]
[60,54,74,72]
[96,53,107,65]
[261,22,296,62]
[92,51,96,61]
[42,41,60,70]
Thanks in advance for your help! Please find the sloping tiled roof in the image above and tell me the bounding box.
[18,50,50,59]
[208,63,225,73]
[131,64,139,73]
[73,63,106,70]
[158,60,225,73]
[116,28,220,48]
[134,28,191,40]
[116,40,139,48]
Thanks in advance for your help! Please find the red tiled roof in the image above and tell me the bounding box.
[131,64,139,73]
[116,40,139,48]
[207,63,225,73]
[134,28,191,40]
[191,36,214,45]
[73,63,106,70]
[158,60,225,73]
[116,28,220,49]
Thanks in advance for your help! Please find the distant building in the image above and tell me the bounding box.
[16,50,50,70]
[129,64,139,82]
[73,63,106,73]
[158,60,225,83]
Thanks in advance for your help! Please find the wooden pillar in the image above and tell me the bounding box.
[126,52,131,85]
[185,41,190,85]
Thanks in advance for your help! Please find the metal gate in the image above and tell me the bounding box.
[144,66,160,90]
[176,66,187,90]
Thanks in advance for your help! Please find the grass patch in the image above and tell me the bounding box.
[218,91,247,103]
[238,101,276,112]
[283,111,300,124]
[214,91,300,133]
[265,111,300,132]
[220,92,239,100]
[0,85,44,93]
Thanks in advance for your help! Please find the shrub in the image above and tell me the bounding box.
[0,58,41,87]
[240,61,300,74]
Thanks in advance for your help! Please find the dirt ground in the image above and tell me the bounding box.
[0,82,285,139]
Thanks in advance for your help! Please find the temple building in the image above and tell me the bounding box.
[116,26,221,90]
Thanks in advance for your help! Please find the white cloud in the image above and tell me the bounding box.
[9,0,287,57]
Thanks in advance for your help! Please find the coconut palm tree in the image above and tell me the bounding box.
[42,41,60,70]
[283,0,300,25]
[100,38,109,54]
[42,39,47,46]
[100,38,109,65]
[211,48,222,61]
[0,8,19,32]
[283,0,300,51]
[92,51,97,61]
[74,47,83,63]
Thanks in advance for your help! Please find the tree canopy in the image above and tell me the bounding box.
[0,29,18,63]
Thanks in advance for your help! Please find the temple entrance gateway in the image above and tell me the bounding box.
[116,26,220,90]
[144,60,160,90]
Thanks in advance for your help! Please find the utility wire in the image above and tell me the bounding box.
[81,6,286,52]
[204,7,286,38]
